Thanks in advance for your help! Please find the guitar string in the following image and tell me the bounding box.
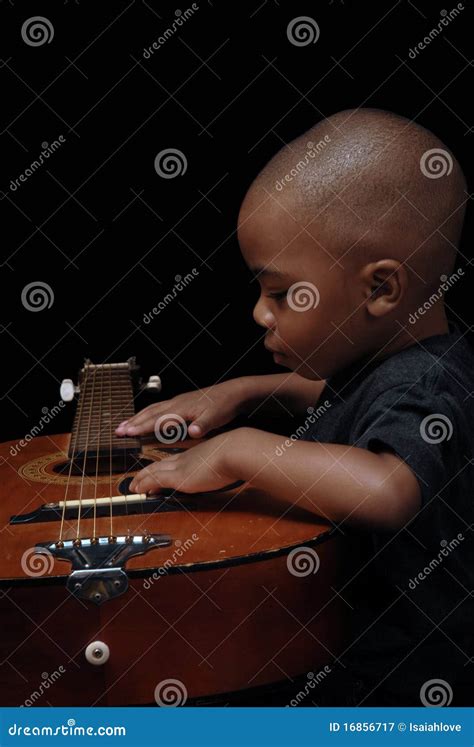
[115,364,131,524]
[109,364,113,538]
[91,361,105,542]
[109,363,130,537]
[123,367,130,520]
[58,363,90,544]
[75,364,97,541]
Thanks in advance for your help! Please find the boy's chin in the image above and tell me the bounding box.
[274,352,292,369]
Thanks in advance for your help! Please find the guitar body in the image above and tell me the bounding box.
[0,361,350,706]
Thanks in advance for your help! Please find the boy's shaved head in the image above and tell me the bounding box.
[242,108,466,296]
[238,109,468,380]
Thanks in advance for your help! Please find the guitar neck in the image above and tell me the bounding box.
[68,360,141,460]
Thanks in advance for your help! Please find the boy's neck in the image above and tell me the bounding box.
[325,310,452,387]
[373,309,450,365]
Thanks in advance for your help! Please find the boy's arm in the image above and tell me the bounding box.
[239,373,326,417]
[130,426,422,533]
[116,372,325,438]
[227,427,421,532]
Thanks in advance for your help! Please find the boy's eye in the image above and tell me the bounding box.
[267,290,288,301]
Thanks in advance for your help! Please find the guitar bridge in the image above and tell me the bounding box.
[35,534,172,604]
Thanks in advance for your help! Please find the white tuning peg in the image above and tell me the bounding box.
[144,375,162,393]
[60,378,77,402]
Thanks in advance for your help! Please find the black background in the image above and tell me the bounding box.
[1,0,472,443]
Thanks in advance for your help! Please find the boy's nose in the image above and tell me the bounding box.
[253,299,276,330]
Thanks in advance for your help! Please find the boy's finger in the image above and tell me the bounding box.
[187,412,215,437]
[115,405,173,434]
[130,465,177,494]
[115,403,168,431]
[117,416,162,436]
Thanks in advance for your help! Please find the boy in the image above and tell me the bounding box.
[117,109,474,706]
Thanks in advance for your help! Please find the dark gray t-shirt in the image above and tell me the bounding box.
[299,321,474,704]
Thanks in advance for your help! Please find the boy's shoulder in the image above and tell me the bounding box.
[345,324,474,404]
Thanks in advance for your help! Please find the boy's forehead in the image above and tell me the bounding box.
[238,190,337,274]
[238,190,308,257]
[239,189,294,231]
[241,231,329,282]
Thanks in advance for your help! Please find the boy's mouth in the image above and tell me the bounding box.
[264,337,285,355]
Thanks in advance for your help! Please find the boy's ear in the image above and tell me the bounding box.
[362,259,408,317]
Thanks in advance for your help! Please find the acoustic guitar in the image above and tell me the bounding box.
[0,358,348,706]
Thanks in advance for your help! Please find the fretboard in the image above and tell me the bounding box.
[68,361,141,459]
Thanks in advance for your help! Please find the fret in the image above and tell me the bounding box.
[73,412,134,418]
[72,412,135,416]
[72,441,139,448]
[72,422,136,430]
[72,414,135,419]
[73,402,134,405]
[72,412,134,416]
[76,396,134,402]
[72,434,138,441]
[80,381,134,385]
[71,438,138,443]
[78,390,133,393]
[71,420,136,428]
[69,432,138,440]
[72,435,139,442]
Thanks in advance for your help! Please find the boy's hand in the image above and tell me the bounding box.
[129,431,239,495]
[115,379,249,440]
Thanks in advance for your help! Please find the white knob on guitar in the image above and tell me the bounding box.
[85,640,110,666]
[60,379,76,402]
[145,375,162,393]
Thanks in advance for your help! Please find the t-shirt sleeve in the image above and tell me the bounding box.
[351,382,454,506]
